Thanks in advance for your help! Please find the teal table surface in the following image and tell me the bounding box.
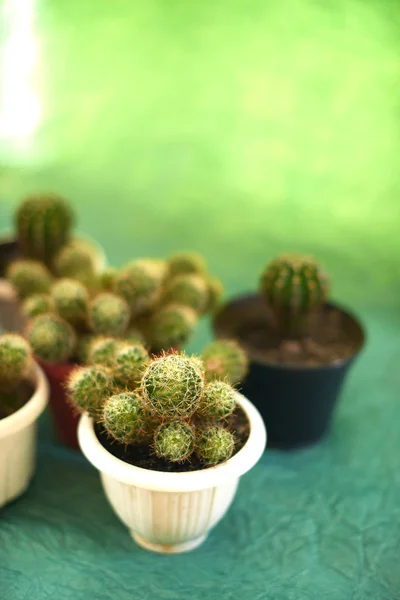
[1,0,400,598]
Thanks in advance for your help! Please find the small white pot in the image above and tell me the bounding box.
[0,363,48,508]
[78,392,266,554]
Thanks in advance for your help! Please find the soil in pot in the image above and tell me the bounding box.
[95,405,250,473]
[0,381,34,420]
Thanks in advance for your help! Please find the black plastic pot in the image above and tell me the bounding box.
[213,294,365,449]
[0,235,18,277]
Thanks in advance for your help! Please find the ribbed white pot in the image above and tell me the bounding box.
[0,363,48,508]
[78,392,266,554]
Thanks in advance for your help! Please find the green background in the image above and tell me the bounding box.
[1,0,400,598]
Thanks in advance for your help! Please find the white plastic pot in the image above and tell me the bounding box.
[0,363,48,508]
[78,392,266,554]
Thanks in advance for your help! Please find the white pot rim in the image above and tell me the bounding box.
[0,363,48,439]
[78,392,267,492]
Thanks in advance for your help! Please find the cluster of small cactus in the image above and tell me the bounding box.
[0,334,32,416]
[260,254,329,337]
[67,352,239,466]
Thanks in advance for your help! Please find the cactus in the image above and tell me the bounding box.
[198,380,236,419]
[89,292,130,336]
[51,278,89,326]
[114,343,149,390]
[0,334,31,391]
[163,275,208,313]
[76,333,95,363]
[16,194,74,266]
[67,365,113,418]
[147,304,198,351]
[6,259,52,299]
[103,392,148,444]
[99,267,117,291]
[153,422,194,462]
[168,252,206,277]
[204,276,223,313]
[122,327,145,345]
[114,259,164,316]
[260,254,329,337]
[196,424,234,464]
[202,339,248,384]
[22,293,53,318]
[53,239,101,289]
[87,337,122,367]
[28,314,76,363]
[142,353,204,419]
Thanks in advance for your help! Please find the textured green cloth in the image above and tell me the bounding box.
[1,0,400,597]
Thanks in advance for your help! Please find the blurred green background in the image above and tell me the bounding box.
[1,1,400,598]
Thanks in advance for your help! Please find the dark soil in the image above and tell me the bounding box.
[0,381,34,420]
[96,405,250,473]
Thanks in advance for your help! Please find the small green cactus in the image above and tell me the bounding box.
[16,194,74,266]
[198,380,237,419]
[22,293,53,318]
[168,252,206,277]
[163,275,208,313]
[147,304,198,351]
[114,259,164,316]
[28,314,76,363]
[142,353,204,419]
[196,424,235,464]
[153,422,194,462]
[6,259,52,299]
[103,392,148,444]
[260,254,329,337]
[204,276,223,313]
[0,334,31,391]
[89,293,130,336]
[114,343,149,390]
[87,337,122,367]
[99,267,117,291]
[54,238,101,285]
[202,339,248,384]
[67,365,113,418]
[51,278,89,326]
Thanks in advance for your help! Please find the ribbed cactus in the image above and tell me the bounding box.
[6,259,52,299]
[22,293,53,318]
[204,276,223,313]
[163,275,208,313]
[114,259,164,316]
[28,314,76,363]
[168,252,206,277]
[0,334,31,391]
[196,425,235,464]
[103,392,148,444]
[154,422,194,462]
[198,380,236,419]
[67,365,113,418]
[142,353,204,419]
[114,343,149,390]
[51,278,89,326]
[87,337,123,367]
[260,254,329,337]
[89,293,130,336]
[202,339,248,384]
[16,194,74,266]
[54,239,101,286]
[147,304,198,351]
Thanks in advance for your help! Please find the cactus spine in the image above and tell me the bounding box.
[67,365,113,418]
[103,392,148,444]
[28,314,76,363]
[196,425,235,464]
[0,334,31,391]
[153,422,194,462]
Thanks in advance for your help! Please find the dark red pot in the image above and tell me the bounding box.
[38,359,80,449]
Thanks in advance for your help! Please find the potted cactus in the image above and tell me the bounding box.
[68,349,265,553]
[213,255,365,448]
[0,334,48,507]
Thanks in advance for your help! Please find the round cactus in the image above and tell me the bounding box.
[204,277,223,313]
[54,238,101,279]
[51,278,89,326]
[198,380,237,419]
[163,275,208,313]
[114,343,149,390]
[0,334,31,390]
[27,314,76,363]
[153,422,194,462]
[67,365,113,418]
[87,337,122,367]
[103,392,148,444]
[202,339,248,384]
[89,293,130,336]
[114,260,164,316]
[6,259,52,299]
[168,252,206,277]
[142,353,204,419]
[99,267,117,292]
[22,293,53,318]
[15,194,74,265]
[147,304,198,351]
[196,425,235,464]
[260,255,329,336]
